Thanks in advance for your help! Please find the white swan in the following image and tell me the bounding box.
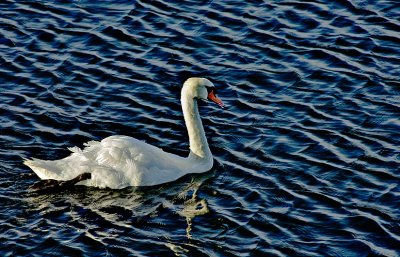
[24,77,224,189]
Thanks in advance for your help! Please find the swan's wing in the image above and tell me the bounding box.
[93,135,162,168]
[88,135,185,186]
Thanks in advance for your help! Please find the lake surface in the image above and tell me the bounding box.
[1,0,399,256]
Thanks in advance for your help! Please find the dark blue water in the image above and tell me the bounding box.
[1,0,400,256]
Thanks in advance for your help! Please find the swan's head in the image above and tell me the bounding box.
[183,77,224,108]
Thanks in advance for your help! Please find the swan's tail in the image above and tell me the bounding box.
[23,143,95,181]
[23,158,64,180]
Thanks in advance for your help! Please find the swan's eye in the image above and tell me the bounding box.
[206,86,217,95]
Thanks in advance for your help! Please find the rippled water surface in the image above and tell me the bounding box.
[1,0,400,256]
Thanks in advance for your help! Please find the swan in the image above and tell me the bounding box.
[24,77,224,189]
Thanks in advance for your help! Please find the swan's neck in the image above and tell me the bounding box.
[181,93,212,160]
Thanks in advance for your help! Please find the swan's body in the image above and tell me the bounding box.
[24,78,224,189]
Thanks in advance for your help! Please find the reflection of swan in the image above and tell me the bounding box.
[179,196,209,239]
[24,78,224,189]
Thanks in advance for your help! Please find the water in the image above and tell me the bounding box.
[1,0,399,256]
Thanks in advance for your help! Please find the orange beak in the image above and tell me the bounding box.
[207,90,224,108]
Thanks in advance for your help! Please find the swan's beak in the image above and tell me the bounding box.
[207,90,224,108]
